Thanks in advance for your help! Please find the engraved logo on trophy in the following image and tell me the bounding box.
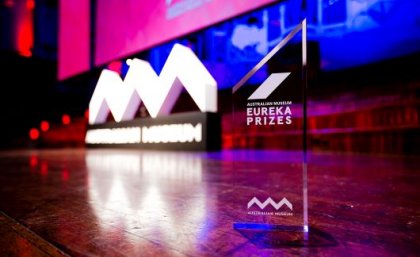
[247,197,293,216]
[246,72,293,126]
[248,73,290,100]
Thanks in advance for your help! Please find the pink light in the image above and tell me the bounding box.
[40,121,50,132]
[62,114,71,125]
[84,109,89,120]
[107,61,122,74]
[29,128,39,140]
[15,0,34,57]
[29,155,38,168]
[5,0,14,7]
[26,0,35,9]
[62,169,69,181]
[95,0,276,66]
[58,0,90,80]
[40,161,48,176]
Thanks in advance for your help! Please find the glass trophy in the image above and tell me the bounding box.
[232,18,309,240]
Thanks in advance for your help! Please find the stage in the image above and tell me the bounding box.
[0,148,418,256]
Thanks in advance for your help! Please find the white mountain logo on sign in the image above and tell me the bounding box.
[89,43,217,125]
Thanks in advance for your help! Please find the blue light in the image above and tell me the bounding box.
[233,222,309,232]
[146,0,420,89]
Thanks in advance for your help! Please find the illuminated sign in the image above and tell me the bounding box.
[86,112,220,151]
[85,127,141,144]
[86,44,220,151]
[86,123,202,145]
[89,43,217,125]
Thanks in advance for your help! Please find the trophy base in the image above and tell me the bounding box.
[233,223,310,247]
[233,222,308,232]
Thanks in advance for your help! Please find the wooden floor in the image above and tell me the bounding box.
[0,148,419,256]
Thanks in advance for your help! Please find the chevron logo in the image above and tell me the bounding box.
[248,72,290,100]
[247,197,293,211]
[89,43,217,125]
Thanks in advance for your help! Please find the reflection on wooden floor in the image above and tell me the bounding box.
[0,149,419,256]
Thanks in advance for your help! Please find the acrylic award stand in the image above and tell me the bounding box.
[232,18,309,241]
